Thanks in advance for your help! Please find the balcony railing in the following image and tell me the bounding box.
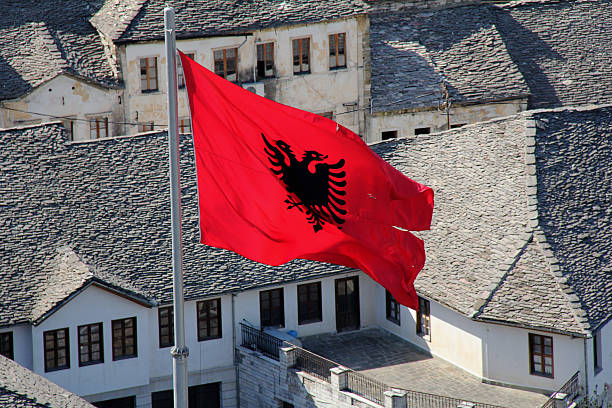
[405,390,506,408]
[239,322,283,360]
[294,346,338,383]
[540,371,581,408]
[347,370,387,405]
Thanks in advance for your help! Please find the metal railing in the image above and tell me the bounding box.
[346,370,388,406]
[293,346,338,383]
[405,390,505,408]
[540,371,581,408]
[239,323,283,360]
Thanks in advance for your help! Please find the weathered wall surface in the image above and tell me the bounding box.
[367,99,526,143]
[121,16,367,137]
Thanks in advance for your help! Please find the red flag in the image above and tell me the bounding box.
[179,51,433,309]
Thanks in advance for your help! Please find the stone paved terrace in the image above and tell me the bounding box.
[300,329,550,408]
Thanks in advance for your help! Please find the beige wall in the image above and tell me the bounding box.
[367,99,527,143]
[120,16,367,137]
[0,75,122,141]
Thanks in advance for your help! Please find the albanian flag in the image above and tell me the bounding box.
[179,51,433,309]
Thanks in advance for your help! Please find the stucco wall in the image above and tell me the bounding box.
[0,324,32,369]
[367,100,527,143]
[121,17,366,137]
[1,75,122,140]
[589,318,612,396]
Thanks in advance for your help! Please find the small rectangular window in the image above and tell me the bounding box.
[257,43,275,80]
[178,53,194,89]
[197,299,222,341]
[298,282,322,325]
[450,123,466,129]
[529,333,554,377]
[62,118,75,141]
[416,297,430,339]
[319,111,334,120]
[386,291,400,325]
[90,117,108,139]
[414,127,431,135]
[158,306,174,349]
[112,317,137,360]
[0,332,14,360]
[594,331,602,373]
[214,48,238,82]
[140,57,159,92]
[179,118,191,134]
[382,130,397,140]
[329,33,346,69]
[260,288,284,327]
[78,322,104,366]
[44,328,70,372]
[138,122,154,132]
[292,38,310,74]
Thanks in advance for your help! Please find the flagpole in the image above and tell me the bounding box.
[164,7,189,408]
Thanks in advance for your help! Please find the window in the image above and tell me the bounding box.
[44,328,70,372]
[112,317,137,360]
[78,322,103,366]
[450,123,466,129]
[386,291,400,325]
[62,118,75,141]
[329,33,346,69]
[93,396,136,408]
[529,333,553,377]
[382,130,397,140]
[139,122,154,132]
[0,332,13,360]
[414,127,431,135]
[158,306,174,348]
[260,288,284,327]
[298,282,322,325]
[178,53,194,88]
[179,118,191,134]
[152,383,220,408]
[90,117,108,139]
[197,298,222,341]
[257,43,274,80]
[594,331,602,373]
[140,57,158,92]
[214,48,238,82]
[292,38,310,74]
[416,297,430,338]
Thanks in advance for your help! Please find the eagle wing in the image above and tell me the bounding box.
[313,159,347,224]
[262,133,287,176]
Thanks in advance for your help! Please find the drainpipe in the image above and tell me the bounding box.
[583,337,590,398]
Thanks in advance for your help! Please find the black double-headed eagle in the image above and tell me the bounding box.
[262,133,347,232]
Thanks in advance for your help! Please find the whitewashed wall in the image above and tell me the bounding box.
[0,75,122,140]
[119,16,367,137]
[0,324,32,369]
[366,99,527,143]
[33,284,152,396]
[588,318,612,395]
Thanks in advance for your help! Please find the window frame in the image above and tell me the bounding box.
[385,291,400,326]
[256,42,275,80]
[382,130,398,140]
[297,282,322,325]
[177,52,195,89]
[329,32,347,70]
[213,47,239,82]
[89,116,109,139]
[416,297,431,339]
[260,288,285,328]
[0,332,14,360]
[138,122,154,132]
[140,56,159,93]
[44,328,70,372]
[158,306,174,349]
[594,331,602,374]
[292,37,311,75]
[78,322,104,367]
[197,298,222,342]
[62,117,76,141]
[112,317,138,361]
[178,118,191,134]
[528,333,554,378]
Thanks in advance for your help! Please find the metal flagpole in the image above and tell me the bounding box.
[164,7,189,408]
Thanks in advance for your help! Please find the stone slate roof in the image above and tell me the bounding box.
[369,5,529,112]
[371,0,612,112]
[375,105,611,334]
[495,0,612,109]
[93,0,368,43]
[0,123,351,327]
[0,0,119,101]
[0,355,94,407]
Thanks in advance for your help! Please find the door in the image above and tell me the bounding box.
[335,276,360,332]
